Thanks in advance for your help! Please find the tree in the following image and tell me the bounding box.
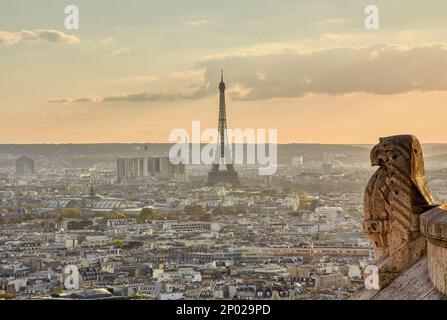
[109,239,124,248]
[50,285,63,298]
[137,208,155,224]
[298,190,311,208]
[0,293,15,299]
[66,200,80,208]
[185,205,205,221]
[199,213,213,222]
[59,208,83,219]
[106,210,126,219]
[93,212,107,218]
[298,190,310,200]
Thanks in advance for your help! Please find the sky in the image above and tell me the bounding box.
[1,0,447,144]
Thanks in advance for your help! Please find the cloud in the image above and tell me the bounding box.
[48,84,210,104]
[0,31,21,46]
[199,42,308,61]
[184,19,208,27]
[111,76,159,83]
[0,29,79,47]
[169,69,206,81]
[198,43,447,100]
[319,33,351,42]
[256,72,267,81]
[47,98,72,103]
[98,37,115,46]
[111,72,206,84]
[34,30,79,43]
[104,47,130,58]
[314,18,347,27]
[74,96,103,103]
[102,89,208,102]
[48,96,103,103]
[228,83,253,99]
[48,43,447,104]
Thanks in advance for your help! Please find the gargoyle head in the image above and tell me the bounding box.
[370,134,420,169]
[369,134,433,205]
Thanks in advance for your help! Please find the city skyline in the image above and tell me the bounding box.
[1,1,447,304]
[2,1,447,144]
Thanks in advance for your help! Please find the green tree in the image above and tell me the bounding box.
[50,285,63,298]
[60,208,83,219]
[137,208,155,224]
[109,239,124,248]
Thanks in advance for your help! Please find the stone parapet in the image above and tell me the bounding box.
[420,206,447,295]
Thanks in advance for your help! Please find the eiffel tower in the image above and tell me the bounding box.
[205,71,241,188]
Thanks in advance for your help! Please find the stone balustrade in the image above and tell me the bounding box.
[420,206,447,295]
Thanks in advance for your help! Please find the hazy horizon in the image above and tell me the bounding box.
[0,142,446,146]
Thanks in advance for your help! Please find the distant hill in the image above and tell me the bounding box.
[426,153,447,163]
[0,143,444,168]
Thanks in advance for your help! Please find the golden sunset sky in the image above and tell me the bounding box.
[1,0,447,143]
